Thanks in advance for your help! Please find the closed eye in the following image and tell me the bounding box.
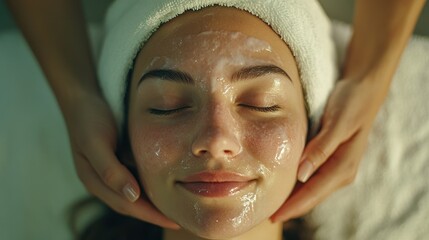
[149,105,281,115]
[148,106,190,116]
[239,104,281,112]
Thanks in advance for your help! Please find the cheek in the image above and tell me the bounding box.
[242,118,306,215]
[129,122,187,175]
[243,118,305,171]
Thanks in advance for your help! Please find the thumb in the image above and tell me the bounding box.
[297,126,345,182]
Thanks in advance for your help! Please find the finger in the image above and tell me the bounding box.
[81,143,141,203]
[297,126,346,182]
[75,155,180,229]
[271,162,339,222]
[272,130,367,222]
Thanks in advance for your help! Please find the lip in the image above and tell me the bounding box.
[177,171,256,197]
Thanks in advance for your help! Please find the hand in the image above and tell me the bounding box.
[64,92,179,229]
[271,76,389,222]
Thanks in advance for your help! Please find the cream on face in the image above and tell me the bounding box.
[127,8,307,239]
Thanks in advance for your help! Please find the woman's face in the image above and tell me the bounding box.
[127,7,307,239]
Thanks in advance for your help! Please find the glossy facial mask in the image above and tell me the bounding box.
[130,30,306,239]
[141,31,284,93]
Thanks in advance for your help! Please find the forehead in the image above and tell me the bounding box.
[132,6,299,83]
[145,31,283,76]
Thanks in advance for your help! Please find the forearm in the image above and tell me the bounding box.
[6,0,100,113]
[344,0,426,82]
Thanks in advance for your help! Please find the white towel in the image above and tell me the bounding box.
[98,0,338,134]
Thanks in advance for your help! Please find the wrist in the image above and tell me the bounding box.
[342,36,398,84]
[51,76,105,118]
[343,0,425,83]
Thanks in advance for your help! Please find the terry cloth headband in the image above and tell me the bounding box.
[98,0,337,136]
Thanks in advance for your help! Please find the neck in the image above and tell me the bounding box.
[163,220,283,240]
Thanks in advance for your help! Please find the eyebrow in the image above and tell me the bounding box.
[138,68,193,85]
[138,64,292,86]
[231,64,292,83]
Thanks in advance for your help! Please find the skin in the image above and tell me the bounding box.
[126,7,307,240]
[6,0,178,228]
[9,0,424,230]
[273,0,426,222]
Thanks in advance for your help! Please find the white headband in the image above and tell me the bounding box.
[98,0,337,136]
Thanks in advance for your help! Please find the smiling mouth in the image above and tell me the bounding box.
[176,171,257,197]
[177,181,256,197]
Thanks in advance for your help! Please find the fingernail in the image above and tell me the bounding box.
[123,183,138,202]
[270,214,288,223]
[168,223,181,230]
[297,160,313,183]
[270,216,280,223]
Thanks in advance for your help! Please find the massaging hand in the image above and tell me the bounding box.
[271,76,386,222]
[6,0,179,229]
[271,0,425,222]
[68,93,179,229]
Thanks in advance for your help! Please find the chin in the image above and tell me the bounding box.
[181,210,259,239]
[167,196,272,239]
[149,172,296,238]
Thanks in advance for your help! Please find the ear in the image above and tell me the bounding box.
[116,132,137,169]
[305,118,312,144]
[116,134,149,196]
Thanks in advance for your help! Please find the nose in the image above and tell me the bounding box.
[191,104,242,159]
